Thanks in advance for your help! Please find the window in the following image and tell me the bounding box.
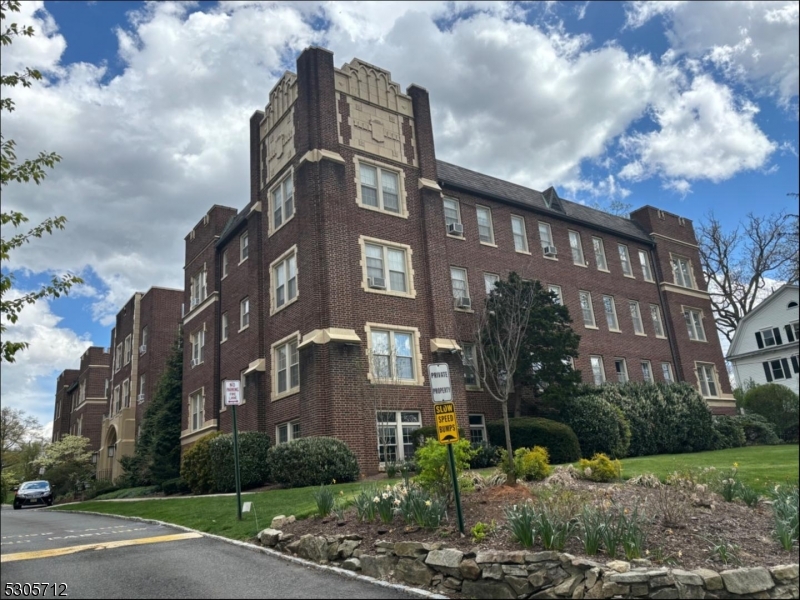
[124,334,132,365]
[451,267,469,301]
[114,343,122,372]
[270,171,294,233]
[362,238,413,296]
[376,411,420,464]
[629,301,645,335]
[359,162,401,214]
[122,379,130,408]
[141,326,148,352]
[639,250,654,282]
[579,291,597,328]
[476,206,495,244]
[511,216,528,252]
[548,285,563,305]
[104,378,109,398]
[785,322,799,343]
[641,360,653,383]
[602,295,620,331]
[443,197,462,233]
[271,247,298,313]
[221,313,229,342]
[138,374,146,404]
[618,244,633,277]
[614,359,629,383]
[462,343,478,388]
[277,421,301,444]
[240,297,250,330]
[222,251,229,278]
[590,356,605,385]
[650,305,666,338]
[696,363,718,397]
[369,328,417,382]
[756,327,784,348]
[484,273,499,295]
[240,231,249,262]
[661,362,674,383]
[592,237,608,271]
[671,255,695,288]
[684,308,706,341]
[568,231,585,266]
[190,329,205,366]
[273,333,300,399]
[190,389,205,431]
[113,385,121,414]
[190,269,207,308]
[792,355,800,374]
[469,415,487,444]
[539,222,555,255]
[763,358,792,382]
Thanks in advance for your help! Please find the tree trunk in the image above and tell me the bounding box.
[501,400,516,487]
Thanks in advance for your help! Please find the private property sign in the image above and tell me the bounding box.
[224,380,241,406]
[427,363,452,403]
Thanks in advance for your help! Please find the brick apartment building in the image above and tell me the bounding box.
[51,348,110,454]
[179,46,734,475]
[96,287,183,480]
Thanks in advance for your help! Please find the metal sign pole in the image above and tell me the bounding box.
[446,444,464,534]
[232,403,242,521]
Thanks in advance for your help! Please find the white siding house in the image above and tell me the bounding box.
[727,284,800,394]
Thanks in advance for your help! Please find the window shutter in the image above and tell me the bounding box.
[785,324,795,343]
[755,331,763,348]
[791,355,799,374]
[774,327,783,345]
[763,362,773,382]
[781,358,791,379]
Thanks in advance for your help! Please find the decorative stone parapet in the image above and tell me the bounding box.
[258,528,799,599]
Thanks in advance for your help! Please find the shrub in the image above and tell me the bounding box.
[486,417,581,464]
[734,413,780,445]
[469,443,502,469]
[578,453,621,482]
[180,432,222,494]
[743,384,799,442]
[557,391,631,458]
[208,432,271,493]
[160,477,190,496]
[414,438,474,505]
[513,446,551,481]
[269,437,359,488]
[711,416,747,450]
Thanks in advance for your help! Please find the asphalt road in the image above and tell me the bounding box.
[0,507,420,599]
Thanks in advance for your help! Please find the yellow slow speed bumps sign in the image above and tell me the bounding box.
[434,402,459,444]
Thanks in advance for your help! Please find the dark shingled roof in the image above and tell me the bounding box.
[436,160,652,244]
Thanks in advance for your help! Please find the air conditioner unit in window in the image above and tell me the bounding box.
[137,394,145,404]
[368,277,386,290]
[455,296,472,310]
[447,222,464,236]
[139,345,147,354]
[543,245,558,257]
[191,358,199,367]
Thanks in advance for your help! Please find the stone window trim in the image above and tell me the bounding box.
[592,237,609,272]
[270,244,299,316]
[358,235,417,299]
[682,305,708,342]
[568,230,587,267]
[510,215,530,254]
[276,420,301,445]
[538,222,557,260]
[353,155,408,219]
[376,410,422,466]
[271,330,301,402]
[443,197,464,239]
[670,253,697,289]
[190,266,208,309]
[268,166,295,237]
[695,362,721,398]
[618,244,635,278]
[364,322,425,386]
[475,205,496,247]
[190,325,206,366]
[188,387,206,432]
[239,231,249,264]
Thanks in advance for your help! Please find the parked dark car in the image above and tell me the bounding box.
[13,480,53,509]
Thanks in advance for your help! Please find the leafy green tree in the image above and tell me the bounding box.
[0,406,40,471]
[33,435,93,495]
[1,0,82,363]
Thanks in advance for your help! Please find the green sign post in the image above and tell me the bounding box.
[224,380,243,520]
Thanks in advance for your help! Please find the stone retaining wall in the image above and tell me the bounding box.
[257,526,798,599]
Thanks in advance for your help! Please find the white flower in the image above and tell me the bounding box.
[382,492,390,500]
[425,500,432,507]
[385,484,391,491]
[393,499,401,506]
[373,496,380,503]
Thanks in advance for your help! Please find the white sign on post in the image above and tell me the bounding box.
[427,363,452,403]
[224,380,242,406]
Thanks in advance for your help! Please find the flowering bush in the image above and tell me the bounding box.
[511,446,551,481]
[578,453,621,482]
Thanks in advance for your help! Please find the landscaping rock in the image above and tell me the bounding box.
[571,558,604,572]
[771,584,799,599]
[461,579,516,599]
[482,564,504,580]
[360,554,396,579]
[649,588,680,599]
[396,558,433,587]
[295,535,329,563]
[477,550,526,564]
[770,565,799,583]
[631,559,652,568]
[285,539,301,554]
[394,542,428,557]
[649,572,676,588]
[671,569,704,586]
[693,568,723,591]
[443,577,462,590]
[270,515,295,529]
[608,571,649,584]
[554,575,583,596]
[531,589,559,599]
[337,539,360,559]
[343,534,362,541]
[585,567,601,589]
[721,567,775,595]
[460,558,481,581]
[425,548,464,577]
[630,583,649,597]
[676,583,705,599]
[374,540,394,550]
[258,528,281,547]
[506,575,533,596]
[606,560,630,573]
[600,582,629,598]
[528,571,547,590]
[501,564,527,577]
[341,558,361,571]
[526,551,561,563]
[584,581,604,599]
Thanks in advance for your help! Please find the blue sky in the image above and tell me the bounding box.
[2,1,798,436]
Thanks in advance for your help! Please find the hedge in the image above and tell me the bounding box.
[180,432,222,494]
[734,413,781,446]
[208,432,271,493]
[743,384,799,442]
[711,415,747,450]
[556,391,631,458]
[486,417,581,464]
[270,437,359,488]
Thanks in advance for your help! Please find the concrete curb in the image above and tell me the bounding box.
[52,509,448,599]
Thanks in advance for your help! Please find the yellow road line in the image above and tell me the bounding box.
[1,532,202,563]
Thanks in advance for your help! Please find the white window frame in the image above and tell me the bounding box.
[113,385,121,414]
[271,331,300,401]
[484,272,500,295]
[759,327,782,348]
[511,215,529,253]
[270,245,298,315]
[451,267,470,306]
[650,304,666,338]
[568,230,586,266]
[538,222,556,258]
[602,295,620,332]
[638,250,654,282]
[671,254,696,289]
[592,237,608,271]
[269,169,295,235]
[462,343,480,390]
[115,342,122,372]
[240,231,249,263]
[765,358,792,381]
[190,269,208,308]
[443,197,463,236]
[696,363,719,398]
[579,291,597,329]
[138,374,146,404]
[548,284,563,305]
[683,307,707,342]
[365,323,424,386]
[189,389,205,431]
[469,414,487,444]
[355,156,407,218]
[239,297,250,331]
[222,250,229,279]
[276,420,301,445]
[122,378,130,408]
[221,313,229,343]
[614,358,629,383]
[141,326,148,352]
[376,410,421,465]
[359,236,416,299]
[618,244,634,278]
[629,300,645,335]
[475,205,495,246]
[590,356,605,385]
[641,360,653,383]
[124,334,132,365]
[661,362,674,383]
[190,329,205,366]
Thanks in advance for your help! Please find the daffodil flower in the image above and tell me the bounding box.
[425,500,432,507]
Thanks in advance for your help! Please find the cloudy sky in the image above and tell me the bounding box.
[2,0,798,437]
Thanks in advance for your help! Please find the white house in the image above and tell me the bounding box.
[727,284,800,394]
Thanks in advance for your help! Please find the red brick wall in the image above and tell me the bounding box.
[52,369,79,442]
